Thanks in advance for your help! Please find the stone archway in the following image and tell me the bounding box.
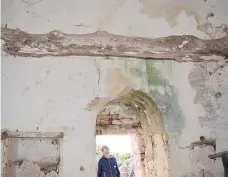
[95,88,169,177]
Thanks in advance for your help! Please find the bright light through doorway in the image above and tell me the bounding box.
[96,135,133,154]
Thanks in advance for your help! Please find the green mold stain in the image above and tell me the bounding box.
[118,58,130,74]
[106,56,116,64]
[104,56,113,60]
[101,56,185,133]
[146,60,153,86]
[129,67,143,78]
[130,60,185,133]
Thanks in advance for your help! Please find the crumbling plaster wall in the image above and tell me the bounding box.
[7,138,61,177]
[2,0,228,38]
[1,57,148,177]
[147,60,228,177]
[1,0,228,177]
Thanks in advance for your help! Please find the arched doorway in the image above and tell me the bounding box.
[95,88,169,177]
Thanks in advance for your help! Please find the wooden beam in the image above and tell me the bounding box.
[208,150,228,159]
[1,27,228,62]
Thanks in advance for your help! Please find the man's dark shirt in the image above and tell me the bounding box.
[97,156,120,177]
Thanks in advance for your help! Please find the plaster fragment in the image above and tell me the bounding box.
[178,40,189,48]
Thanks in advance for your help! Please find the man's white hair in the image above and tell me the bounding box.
[102,145,109,151]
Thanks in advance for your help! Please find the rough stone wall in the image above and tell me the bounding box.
[1,0,228,177]
[132,133,145,177]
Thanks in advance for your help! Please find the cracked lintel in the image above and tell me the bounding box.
[1,27,228,62]
[2,130,64,138]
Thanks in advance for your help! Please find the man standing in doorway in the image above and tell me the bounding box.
[97,145,120,177]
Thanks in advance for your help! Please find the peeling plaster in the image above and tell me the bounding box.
[2,0,228,176]
[1,28,228,61]
[1,131,62,177]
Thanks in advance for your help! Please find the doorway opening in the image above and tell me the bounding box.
[95,89,168,177]
[96,135,133,177]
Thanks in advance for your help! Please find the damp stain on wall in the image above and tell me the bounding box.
[138,0,201,27]
[109,58,185,133]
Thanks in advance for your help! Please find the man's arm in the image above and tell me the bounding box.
[115,158,120,177]
[97,160,102,177]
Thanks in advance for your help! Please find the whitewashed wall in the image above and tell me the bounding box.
[2,0,228,177]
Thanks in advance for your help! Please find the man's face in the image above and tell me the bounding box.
[103,147,110,156]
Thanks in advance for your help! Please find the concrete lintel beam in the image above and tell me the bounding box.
[1,28,228,62]
[1,130,64,140]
